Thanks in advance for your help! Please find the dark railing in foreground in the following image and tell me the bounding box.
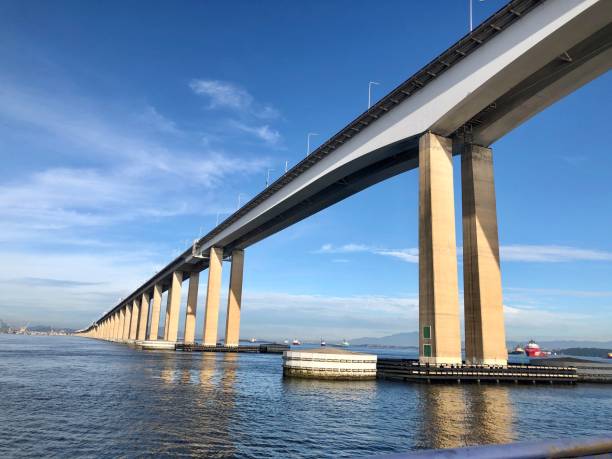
[367,436,612,459]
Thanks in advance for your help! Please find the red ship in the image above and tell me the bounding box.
[524,340,550,357]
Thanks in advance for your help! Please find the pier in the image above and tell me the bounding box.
[377,359,578,384]
[174,343,290,354]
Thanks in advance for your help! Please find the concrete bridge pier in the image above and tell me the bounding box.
[183,272,200,345]
[122,304,132,342]
[148,283,162,340]
[164,271,183,342]
[113,312,120,341]
[224,249,244,347]
[129,298,139,340]
[203,247,223,346]
[137,292,150,341]
[119,308,126,342]
[418,132,462,365]
[461,144,507,366]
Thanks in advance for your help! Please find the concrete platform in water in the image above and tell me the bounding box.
[283,348,377,380]
[176,343,290,354]
[377,359,579,384]
[135,340,176,350]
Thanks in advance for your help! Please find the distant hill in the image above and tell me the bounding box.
[351,332,419,347]
[351,333,612,350]
[557,347,611,359]
[508,340,612,349]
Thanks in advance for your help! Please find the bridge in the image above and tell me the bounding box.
[76,0,612,366]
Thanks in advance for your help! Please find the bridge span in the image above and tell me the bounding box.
[77,0,612,366]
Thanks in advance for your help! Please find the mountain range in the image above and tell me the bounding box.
[350,332,612,349]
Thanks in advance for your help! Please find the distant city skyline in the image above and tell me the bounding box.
[0,0,610,341]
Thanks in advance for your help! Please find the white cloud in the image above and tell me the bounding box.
[239,291,420,341]
[233,122,281,145]
[317,243,612,264]
[190,79,254,111]
[316,243,419,263]
[138,105,180,134]
[189,78,280,120]
[500,245,612,262]
[0,83,268,246]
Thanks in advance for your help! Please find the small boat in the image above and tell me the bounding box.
[250,338,257,343]
[283,339,289,344]
[341,339,350,347]
[608,352,612,359]
[320,338,326,347]
[292,339,301,346]
[509,345,525,355]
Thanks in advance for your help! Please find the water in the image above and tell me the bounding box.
[1,335,611,458]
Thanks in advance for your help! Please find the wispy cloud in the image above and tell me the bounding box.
[0,83,267,246]
[239,291,419,341]
[317,243,612,264]
[2,277,106,288]
[317,243,419,263]
[232,121,281,145]
[189,79,279,120]
[500,245,612,262]
[137,105,180,135]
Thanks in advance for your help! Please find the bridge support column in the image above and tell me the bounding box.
[137,292,150,341]
[114,313,120,341]
[148,284,162,340]
[118,309,125,341]
[123,304,132,342]
[164,271,183,342]
[203,247,223,346]
[418,132,462,365]
[129,298,139,340]
[462,144,507,366]
[183,272,200,345]
[224,249,244,348]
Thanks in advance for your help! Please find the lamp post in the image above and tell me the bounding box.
[368,81,380,109]
[306,132,319,156]
[266,168,275,187]
[469,0,486,32]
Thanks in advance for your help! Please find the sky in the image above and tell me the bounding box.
[0,0,611,342]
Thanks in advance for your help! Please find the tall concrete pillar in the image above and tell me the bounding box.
[122,304,132,342]
[119,308,126,342]
[137,292,150,341]
[224,249,244,347]
[113,313,120,340]
[203,247,223,346]
[183,272,200,345]
[462,144,507,366]
[148,283,162,340]
[418,132,462,365]
[129,298,139,340]
[164,271,183,342]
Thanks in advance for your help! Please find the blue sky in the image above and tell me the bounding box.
[0,0,610,342]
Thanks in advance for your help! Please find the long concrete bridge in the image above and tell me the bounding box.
[77,0,612,366]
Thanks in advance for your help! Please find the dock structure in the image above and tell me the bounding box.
[377,359,578,384]
[531,357,612,384]
[174,343,290,354]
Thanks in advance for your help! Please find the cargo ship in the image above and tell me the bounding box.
[524,340,551,358]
